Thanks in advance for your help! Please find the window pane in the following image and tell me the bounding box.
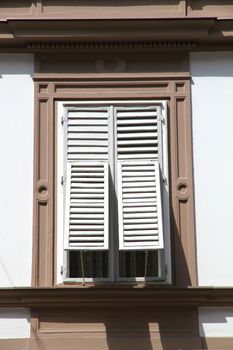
[69,251,108,278]
[119,251,159,278]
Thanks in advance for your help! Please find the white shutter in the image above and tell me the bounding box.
[64,161,109,250]
[118,160,164,250]
[116,105,166,251]
[64,107,110,250]
[116,107,160,160]
[67,108,109,161]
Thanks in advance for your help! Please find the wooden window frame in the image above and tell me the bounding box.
[32,62,197,287]
[57,100,169,284]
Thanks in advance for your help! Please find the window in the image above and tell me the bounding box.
[57,101,170,283]
[34,74,196,287]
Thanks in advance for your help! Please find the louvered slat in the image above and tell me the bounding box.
[64,162,109,250]
[67,109,109,161]
[116,107,161,160]
[118,161,164,250]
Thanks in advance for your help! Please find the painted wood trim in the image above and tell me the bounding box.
[29,305,200,349]
[1,2,233,51]
[28,336,201,350]
[32,87,55,287]
[0,0,232,21]
[32,70,197,287]
[1,336,233,350]
[1,18,233,47]
[0,339,28,350]
[170,83,197,286]
[202,337,233,349]
[0,288,233,308]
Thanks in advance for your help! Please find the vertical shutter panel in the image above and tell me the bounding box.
[67,109,109,161]
[64,161,109,250]
[116,107,160,160]
[64,107,110,250]
[118,160,164,250]
[116,105,166,251]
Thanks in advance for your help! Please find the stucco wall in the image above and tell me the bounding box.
[0,308,30,339]
[0,54,34,287]
[190,51,233,286]
[1,51,233,341]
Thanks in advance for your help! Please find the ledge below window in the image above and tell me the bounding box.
[0,287,233,308]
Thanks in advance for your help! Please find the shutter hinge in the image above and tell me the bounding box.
[60,266,63,275]
[61,116,66,125]
[162,174,167,183]
[159,115,165,124]
[61,176,65,185]
[164,264,168,275]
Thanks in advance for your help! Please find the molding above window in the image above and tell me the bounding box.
[1,18,233,50]
[27,40,197,50]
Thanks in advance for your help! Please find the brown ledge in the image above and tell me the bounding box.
[5,18,215,40]
[0,287,233,308]
[0,18,233,50]
[0,18,218,45]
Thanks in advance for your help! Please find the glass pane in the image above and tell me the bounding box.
[119,251,159,278]
[69,251,109,278]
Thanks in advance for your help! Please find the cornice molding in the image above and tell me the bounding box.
[0,287,233,308]
[0,18,233,49]
[27,40,196,50]
[0,18,218,44]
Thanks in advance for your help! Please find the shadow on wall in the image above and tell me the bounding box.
[0,54,34,76]
[199,307,233,349]
[30,304,201,350]
[105,309,199,350]
[190,52,233,77]
[190,0,233,11]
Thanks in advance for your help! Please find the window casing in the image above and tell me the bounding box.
[33,71,196,288]
[57,101,170,283]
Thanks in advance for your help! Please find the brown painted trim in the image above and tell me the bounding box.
[32,90,55,287]
[3,44,233,54]
[1,336,233,350]
[29,303,201,349]
[27,40,197,50]
[28,337,201,350]
[0,336,201,350]
[33,73,191,80]
[1,17,233,48]
[2,6,232,63]
[170,80,197,286]
[0,0,233,21]
[32,52,196,287]
[202,337,233,349]
[0,339,28,350]
[0,288,233,308]
[0,18,217,44]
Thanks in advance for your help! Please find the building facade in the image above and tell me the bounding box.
[0,1,233,349]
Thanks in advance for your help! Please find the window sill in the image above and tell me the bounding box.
[61,281,168,288]
[0,287,233,308]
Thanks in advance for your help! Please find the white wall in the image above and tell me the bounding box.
[199,307,233,337]
[190,52,233,286]
[0,54,34,287]
[0,308,30,339]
